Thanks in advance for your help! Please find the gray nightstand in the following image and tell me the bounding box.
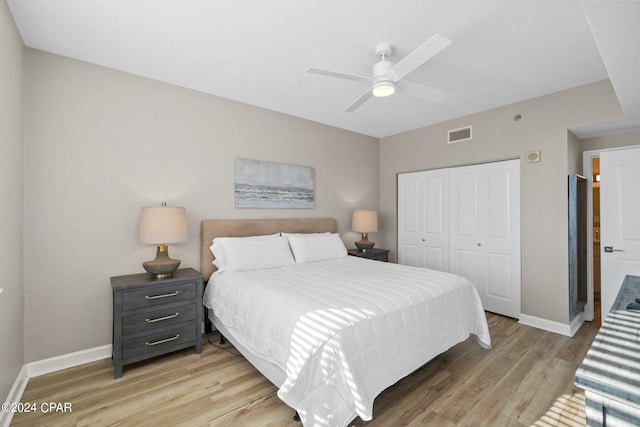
[111,268,203,378]
[348,248,390,262]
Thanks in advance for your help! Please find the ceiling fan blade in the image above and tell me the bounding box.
[397,81,449,102]
[307,67,372,84]
[389,33,452,81]
[345,88,374,112]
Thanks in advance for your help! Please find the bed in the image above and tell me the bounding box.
[200,218,491,427]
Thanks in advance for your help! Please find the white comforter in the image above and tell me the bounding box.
[204,256,490,427]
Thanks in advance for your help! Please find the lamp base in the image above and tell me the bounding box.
[355,232,375,252]
[143,244,181,279]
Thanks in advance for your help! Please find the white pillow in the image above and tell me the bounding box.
[211,235,294,272]
[284,232,347,264]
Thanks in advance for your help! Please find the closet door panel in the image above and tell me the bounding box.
[450,165,482,285]
[398,172,424,267]
[486,167,514,252]
[425,247,444,271]
[400,244,420,267]
[400,173,421,233]
[487,252,511,299]
[487,171,509,237]
[425,175,446,235]
[398,169,449,271]
[450,159,521,318]
[424,171,450,271]
[453,171,480,238]
[452,249,480,287]
[482,160,521,317]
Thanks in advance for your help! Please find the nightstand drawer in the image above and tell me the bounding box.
[123,325,196,361]
[122,281,196,310]
[366,252,388,262]
[122,302,196,336]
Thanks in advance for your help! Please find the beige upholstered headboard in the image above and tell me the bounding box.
[200,218,338,281]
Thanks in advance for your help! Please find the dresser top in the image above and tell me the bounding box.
[575,275,640,408]
[111,267,202,290]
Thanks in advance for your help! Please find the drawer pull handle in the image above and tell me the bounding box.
[145,291,180,300]
[146,312,180,323]
[146,334,180,346]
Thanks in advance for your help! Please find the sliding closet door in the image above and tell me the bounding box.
[449,164,483,288]
[397,169,450,270]
[398,159,520,318]
[450,159,521,318]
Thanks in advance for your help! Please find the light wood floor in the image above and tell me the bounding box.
[12,313,599,427]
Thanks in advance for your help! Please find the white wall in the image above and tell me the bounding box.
[23,49,379,363]
[0,0,24,401]
[378,80,622,325]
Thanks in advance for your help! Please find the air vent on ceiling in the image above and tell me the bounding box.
[448,126,472,143]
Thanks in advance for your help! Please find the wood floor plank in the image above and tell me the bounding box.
[11,313,599,426]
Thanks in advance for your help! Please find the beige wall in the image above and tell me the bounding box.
[379,80,622,325]
[23,49,379,362]
[0,0,24,401]
[568,131,582,174]
[580,129,640,153]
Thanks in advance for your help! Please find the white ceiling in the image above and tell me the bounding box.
[7,0,640,139]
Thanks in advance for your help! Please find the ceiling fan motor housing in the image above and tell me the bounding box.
[373,60,394,82]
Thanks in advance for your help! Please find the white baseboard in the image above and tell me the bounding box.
[0,365,29,427]
[518,313,584,337]
[1,345,111,427]
[26,344,112,378]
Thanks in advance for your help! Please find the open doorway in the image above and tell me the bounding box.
[582,150,600,323]
[591,157,601,324]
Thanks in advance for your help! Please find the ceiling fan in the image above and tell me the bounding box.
[307,34,452,112]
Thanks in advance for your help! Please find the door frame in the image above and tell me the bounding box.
[582,144,640,322]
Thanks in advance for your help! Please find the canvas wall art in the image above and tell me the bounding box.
[234,158,315,208]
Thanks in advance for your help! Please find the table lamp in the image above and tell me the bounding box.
[352,209,378,251]
[138,202,188,278]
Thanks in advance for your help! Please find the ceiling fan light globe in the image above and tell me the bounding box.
[372,81,395,97]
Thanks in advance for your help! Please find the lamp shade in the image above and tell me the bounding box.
[139,206,188,245]
[352,210,378,233]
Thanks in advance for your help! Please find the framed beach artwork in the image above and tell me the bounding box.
[234,158,315,208]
